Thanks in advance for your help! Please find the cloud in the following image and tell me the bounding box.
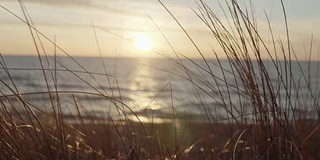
[0,0,148,17]
[0,0,196,18]
[0,0,199,31]
[1,0,93,7]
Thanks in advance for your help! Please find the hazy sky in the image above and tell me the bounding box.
[0,0,319,59]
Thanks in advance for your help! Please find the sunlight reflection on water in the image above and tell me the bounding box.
[127,115,171,123]
[127,59,162,110]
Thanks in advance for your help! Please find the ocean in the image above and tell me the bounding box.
[1,56,319,122]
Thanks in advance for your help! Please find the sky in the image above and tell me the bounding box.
[0,0,320,59]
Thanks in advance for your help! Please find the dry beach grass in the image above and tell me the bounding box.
[0,0,320,159]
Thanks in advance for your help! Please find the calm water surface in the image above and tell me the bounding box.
[1,56,319,122]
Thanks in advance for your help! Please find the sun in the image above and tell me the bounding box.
[134,34,155,52]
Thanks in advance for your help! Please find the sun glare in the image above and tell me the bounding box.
[134,34,155,52]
